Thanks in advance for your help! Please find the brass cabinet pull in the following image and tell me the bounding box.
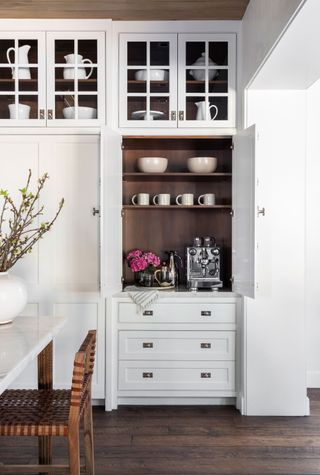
[201,372,212,379]
[178,110,184,121]
[201,343,211,349]
[143,310,153,316]
[39,109,45,119]
[143,342,153,348]
[201,310,212,316]
[143,372,153,378]
[171,111,176,120]
[47,109,53,120]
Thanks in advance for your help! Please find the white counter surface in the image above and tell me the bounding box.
[0,315,67,394]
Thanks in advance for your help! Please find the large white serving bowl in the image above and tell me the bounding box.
[137,157,168,173]
[187,156,218,173]
[135,70,168,81]
[63,106,97,119]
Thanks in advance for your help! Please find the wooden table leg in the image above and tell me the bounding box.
[37,341,53,473]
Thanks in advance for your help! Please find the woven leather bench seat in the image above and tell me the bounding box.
[0,389,70,436]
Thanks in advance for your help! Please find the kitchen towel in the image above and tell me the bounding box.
[128,289,159,313]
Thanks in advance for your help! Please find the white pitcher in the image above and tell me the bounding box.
[63,53,93,80]
[195,101,218,121]
[6,44,31,79]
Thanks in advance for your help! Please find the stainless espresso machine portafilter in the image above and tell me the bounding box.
[186,236,223,291]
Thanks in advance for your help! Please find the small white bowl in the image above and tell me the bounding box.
[187,156,218,173]
[137,157,168,173]
[135,70,168,81]
[63,106,97,119]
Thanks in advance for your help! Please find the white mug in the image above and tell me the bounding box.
[176,193,194,206]
[131,193,150,206]
[8,103,30,119]
[153,194,170,206]
[198,193,216,206]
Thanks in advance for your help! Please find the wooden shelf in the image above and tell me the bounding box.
[123,205,231,209]
[127,80,227,84]
[55,79,97,83]
[123,172,232,181]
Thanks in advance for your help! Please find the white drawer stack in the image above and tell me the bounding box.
[115,297,238,401]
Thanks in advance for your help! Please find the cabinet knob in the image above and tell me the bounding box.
[178,110,184,121]
[47,109,53,120]
[201,372,212,379]
[143,342,153,348]
[201,310,211,316]
[92,207,100,217]
[143,310,153,316]
[143,372,153,378]
[201,343,211,349]
[257,206,265,217]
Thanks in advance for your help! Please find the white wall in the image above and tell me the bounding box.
[244,89,308,415]
[306,79,320,387]
[242,0,304,88]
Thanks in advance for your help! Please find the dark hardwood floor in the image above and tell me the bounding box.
[1,389,320,474]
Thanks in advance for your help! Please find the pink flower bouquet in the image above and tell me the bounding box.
[126,249,160,274]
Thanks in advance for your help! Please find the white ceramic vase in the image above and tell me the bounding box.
[0,272,27,325]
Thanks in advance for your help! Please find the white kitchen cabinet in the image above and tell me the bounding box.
[119,33,236,128]
[108,294,239,409]
[0,134,104,398]
[0,30,105,126]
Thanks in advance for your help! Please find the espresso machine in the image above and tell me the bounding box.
[186,236,223,291]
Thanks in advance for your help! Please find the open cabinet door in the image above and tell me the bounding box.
[232,125,256,298]
[100,127,123,293]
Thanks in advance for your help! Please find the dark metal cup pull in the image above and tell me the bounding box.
[143,342,153,348]
[201,372,212,379]
[143,310,153,316]
[201,310,212,316]
[201,343,211,349]
[143,372,153,378]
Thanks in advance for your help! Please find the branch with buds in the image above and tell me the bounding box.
[0,169,64,272]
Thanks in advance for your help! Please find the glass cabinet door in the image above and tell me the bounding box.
[0,33,46,125]
[119,34,177,128]
[47,32,105,125]
[178,34,236,128]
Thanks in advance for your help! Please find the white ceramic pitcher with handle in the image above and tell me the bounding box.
[6,44,31,79]
[63,53,93,80]
[195,101,218,121]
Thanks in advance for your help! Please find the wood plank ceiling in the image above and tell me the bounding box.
[0,0,250,20]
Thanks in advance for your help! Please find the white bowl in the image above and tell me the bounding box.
[137,157,168,173]
[63,106,97,119]
[187,156,218,173]
[135,70,168,81]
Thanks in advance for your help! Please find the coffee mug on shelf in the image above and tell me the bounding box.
[198,193,216,206]
[153,193,171,206]
[131,193,150,206]
[8,103,30,119]
[176,193,194,206]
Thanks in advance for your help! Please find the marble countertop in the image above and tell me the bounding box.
[0,315,67,394]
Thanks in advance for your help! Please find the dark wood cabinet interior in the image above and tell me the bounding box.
[122,135,233,288]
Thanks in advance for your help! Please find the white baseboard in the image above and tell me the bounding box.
[307,371,320,388]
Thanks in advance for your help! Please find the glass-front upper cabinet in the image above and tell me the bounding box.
[47,32,105,126]
[0,33,46,125]
[178,34,236,128]
[119,34,178,128]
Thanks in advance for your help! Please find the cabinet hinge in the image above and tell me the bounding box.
[121,143,124,150]
[230,209,235,217]
[230,143,234,150]
[230,276,234,284]
[121,276,125,284]
[121,208,124,218]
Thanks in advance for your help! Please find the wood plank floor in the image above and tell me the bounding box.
[1,389,320,474]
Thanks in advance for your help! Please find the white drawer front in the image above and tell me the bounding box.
[118,302,236,324]
[119,330,235,361]
[118,361,235,391]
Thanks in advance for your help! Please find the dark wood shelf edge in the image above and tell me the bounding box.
[123,172,231,177]
[123,205,232,209]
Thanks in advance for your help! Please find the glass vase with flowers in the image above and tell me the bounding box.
[126,249,160,287]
